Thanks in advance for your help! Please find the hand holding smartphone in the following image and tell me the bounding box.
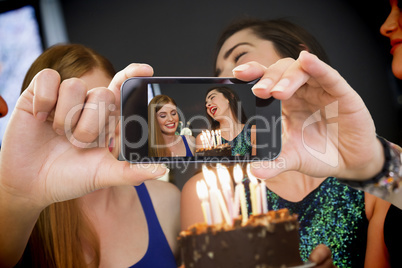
[120,77,281,164]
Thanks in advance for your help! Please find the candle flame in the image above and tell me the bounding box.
[217,163,231,191]
[202,165,218,189]
[196,180,209,200]
[247,163,258,184]
[233,164,243,184]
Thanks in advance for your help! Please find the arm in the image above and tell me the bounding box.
[0,65,167,266]
[234,52,385,181]
[251,124,257,156]
[0,189,43,267]
[364,193,391,268]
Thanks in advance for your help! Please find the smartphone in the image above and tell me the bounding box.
[120,77,281,164]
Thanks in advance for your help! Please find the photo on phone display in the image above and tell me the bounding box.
[120,77,282,164]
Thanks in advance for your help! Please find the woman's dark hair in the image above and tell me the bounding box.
[214,18,330,75]
[205,86,248,130]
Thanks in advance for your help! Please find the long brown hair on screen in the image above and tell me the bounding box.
[148,94,178,157]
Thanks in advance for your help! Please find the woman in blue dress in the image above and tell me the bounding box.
[0,44,180,268]
[148,94,195,157]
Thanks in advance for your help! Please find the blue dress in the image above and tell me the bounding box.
[181,135,193,157]
[129,183,177,268]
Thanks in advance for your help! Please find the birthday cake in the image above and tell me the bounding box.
[195,143,232,157]
[178,208,304,268]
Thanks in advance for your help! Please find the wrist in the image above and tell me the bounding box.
[0,188,43,266]
[343,136,402,199]
[0,185,44,218]
[373,137,402,191]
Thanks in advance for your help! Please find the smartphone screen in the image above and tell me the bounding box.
[120,77,281,163]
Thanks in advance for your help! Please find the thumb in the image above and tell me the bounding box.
[250,149,295,180]
[308,244,335,267]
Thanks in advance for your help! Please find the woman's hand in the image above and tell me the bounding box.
[309,244,336,268]
[0,63,167,210]
[233,51,384,181]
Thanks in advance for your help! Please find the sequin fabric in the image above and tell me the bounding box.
[221,123,252,156]
[244,177,368,268]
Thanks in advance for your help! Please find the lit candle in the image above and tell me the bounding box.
[206,130,213,148]
[200,134,206,149]
[247,163,260,215]
[214,130,219,146]
[218,129,222,145]
[202,131,208,149]
[202,165,221,224]
[203,165,232,225]
[260,179,268,214]
[233,183,240,219]
[233,164,248,225]
[196,180,212,225]
[216,163,234,221]
[211,130,217,148]
[202,131,209,149]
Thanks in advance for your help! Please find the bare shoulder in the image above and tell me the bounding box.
[250,125,257,137]
[195,133,202,141]
[181,172,204,230]
[182,172,203,194]
[364,192,392,267]
[365,192,391,221]
[144,180,180,203]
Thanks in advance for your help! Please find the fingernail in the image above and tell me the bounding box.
[271,78,290,93]
[36,112,49,122]
[251,78,273,91]
[140,64,153,72]
[155,167,170,180]
[108,137,114,152]
[232,64,250,73]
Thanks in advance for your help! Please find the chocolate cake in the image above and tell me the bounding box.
[179,208,304,268]
[195,143,232,157]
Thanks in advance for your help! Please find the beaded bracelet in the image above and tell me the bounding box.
[374,137,402,192]
[341,136,402,200]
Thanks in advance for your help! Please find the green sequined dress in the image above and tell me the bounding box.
[245,177,368,268]
[221,123,252,156]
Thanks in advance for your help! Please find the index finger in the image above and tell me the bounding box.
[23,69,61,121]
[296,51,365,114]
[297,51,352,98]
